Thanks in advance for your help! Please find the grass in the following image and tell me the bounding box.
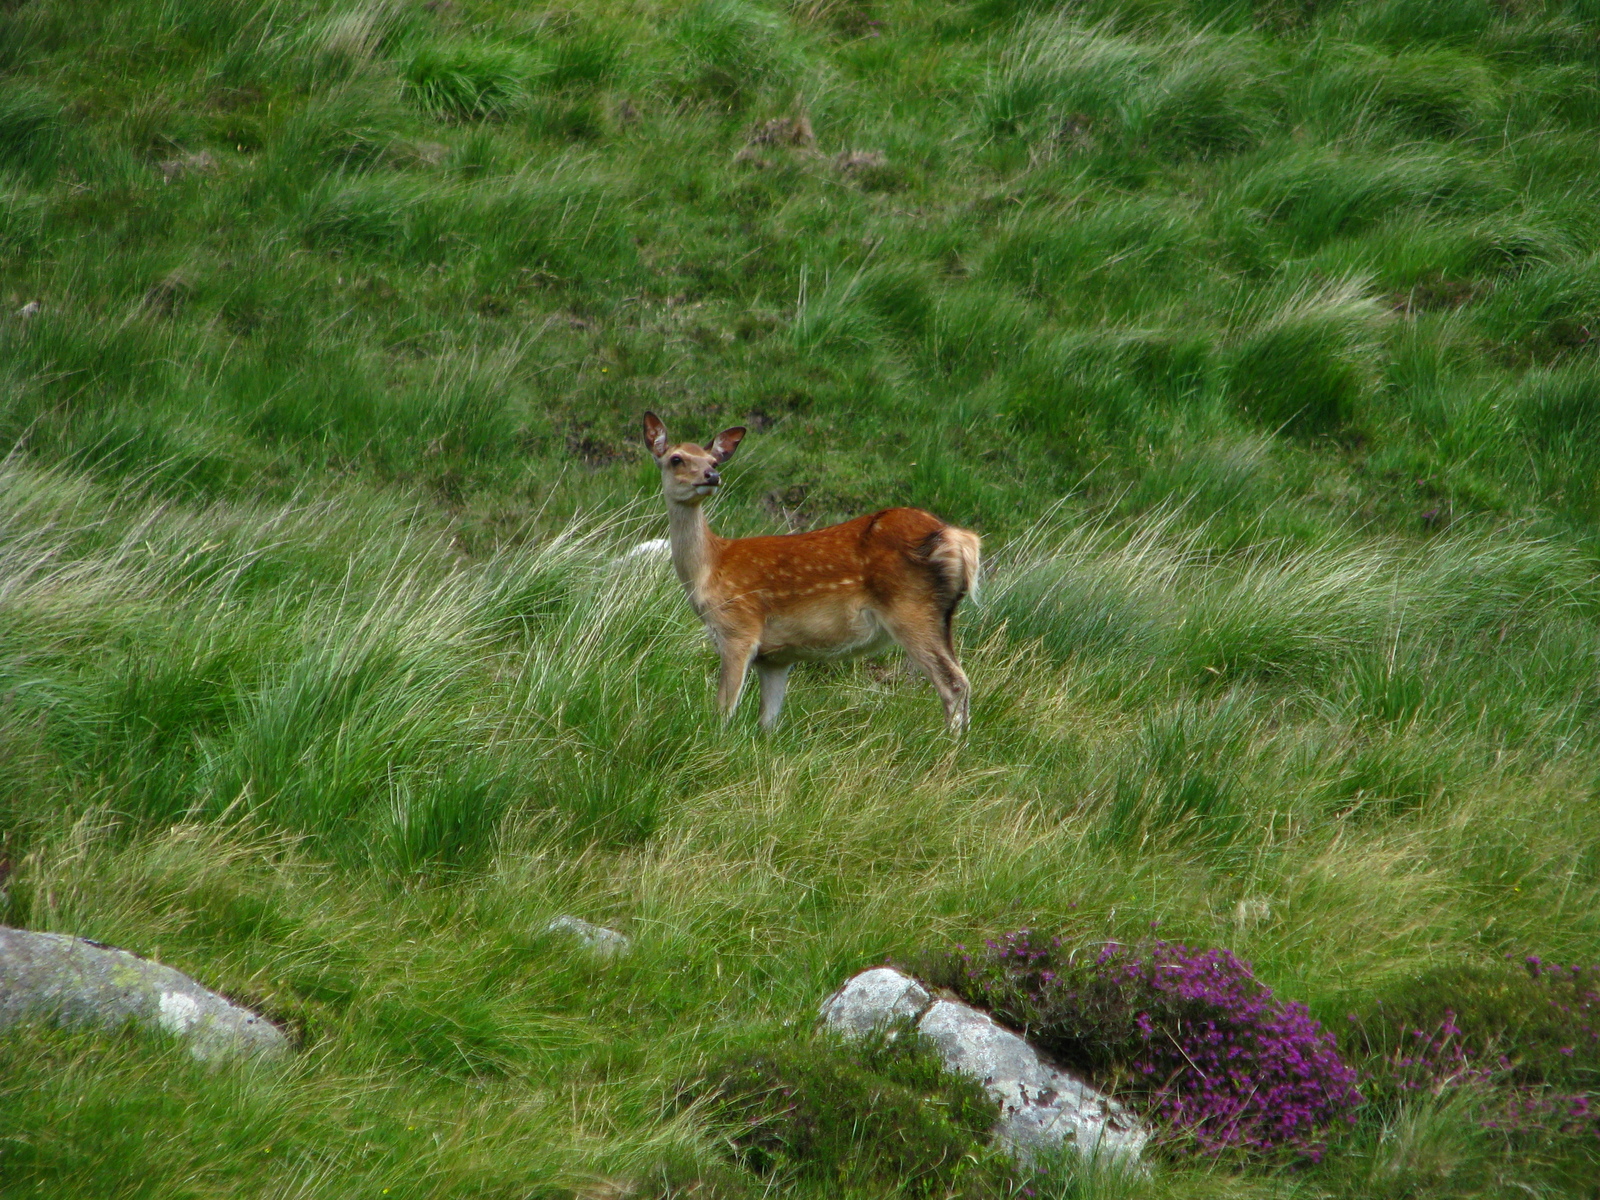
[4,0,1600,1196]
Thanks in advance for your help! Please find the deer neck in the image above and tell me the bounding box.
[665,498,719,605]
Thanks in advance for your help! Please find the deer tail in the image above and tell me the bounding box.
[929,525,982,605]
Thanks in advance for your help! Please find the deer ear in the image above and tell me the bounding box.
[642,412,670,459]
[709,426,746,464]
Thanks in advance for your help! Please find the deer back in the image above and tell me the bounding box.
[708,508,958,618]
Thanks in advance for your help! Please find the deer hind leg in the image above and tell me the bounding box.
[881,605,970,733]
[755,659,792,730]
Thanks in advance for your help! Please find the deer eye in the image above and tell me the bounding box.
[669,455,683,466]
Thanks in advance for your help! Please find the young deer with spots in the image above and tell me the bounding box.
[643,412,981,731]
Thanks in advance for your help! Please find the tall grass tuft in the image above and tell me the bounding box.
[666,0,809,105]
[982,20,1279,156]
[1223,277,1388,436]
[402,41,542,120]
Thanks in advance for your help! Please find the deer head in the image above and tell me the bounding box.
[642,412,745,506]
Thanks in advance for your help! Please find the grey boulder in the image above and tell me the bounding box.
[819,967,1147,1165]
[0,926,287,1061]
[817,966,931,1037]
[917,998,1147,1163]
[544,915,631,959]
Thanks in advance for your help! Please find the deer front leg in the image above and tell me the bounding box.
[715,632,760,722]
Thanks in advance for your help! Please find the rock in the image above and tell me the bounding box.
[817,966,931,1037]
[818,967,1147,1166]
[918,999,1147,1164]
[0,926,287,1061]
[545,915,631,959]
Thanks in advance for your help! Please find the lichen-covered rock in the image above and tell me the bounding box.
[917,999,1147,1163]
[544,915,631,959]
[818,967,1147,1166]
[817,966,932,1037]
[0,927,287,1061]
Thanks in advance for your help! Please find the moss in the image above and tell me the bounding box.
[691,1027,1010,1197]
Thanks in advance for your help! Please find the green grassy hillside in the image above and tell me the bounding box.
[5,0,1600,1196]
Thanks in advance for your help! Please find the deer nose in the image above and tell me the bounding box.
[704,470,721,485]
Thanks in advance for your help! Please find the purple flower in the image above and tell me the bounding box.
[946,931,1362,1159]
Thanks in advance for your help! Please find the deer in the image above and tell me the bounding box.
[642,412,981,732]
